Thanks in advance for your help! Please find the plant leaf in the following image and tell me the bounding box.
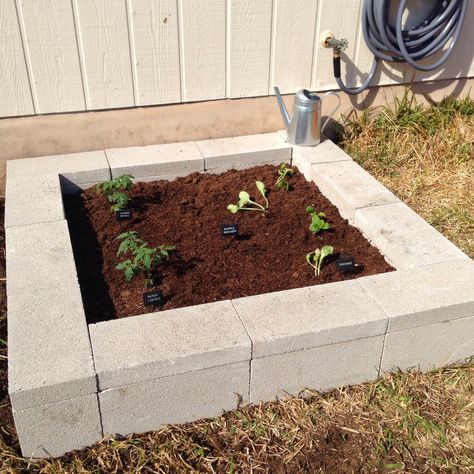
[124,267,134,282]
[255,181,266,196]
[238,191,250,206]
[322,222,330,230]
[306,205,315,214]
[227,204,239,213]
[320,245,334,259]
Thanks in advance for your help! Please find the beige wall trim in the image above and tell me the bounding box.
[0,77,473,191]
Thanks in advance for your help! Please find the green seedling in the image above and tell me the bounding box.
[276,163,294,191]
[306,245,333,276]
[306,205,330,233]
[96,174,134,212]
[116,231,175,287]
[227,181,268,213]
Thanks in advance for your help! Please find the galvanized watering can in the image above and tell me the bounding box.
[274,87,341,146]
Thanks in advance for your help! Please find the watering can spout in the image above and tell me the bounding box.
[274,86,290,129]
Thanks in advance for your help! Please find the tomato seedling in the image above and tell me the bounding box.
[116,231,175,287]
[227,181,269,213]
[96,174,134,212]
[306,205,330,233]
[306,245,334,276]
[275,163,294,191]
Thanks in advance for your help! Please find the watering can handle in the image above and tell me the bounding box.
[320,91,341,134]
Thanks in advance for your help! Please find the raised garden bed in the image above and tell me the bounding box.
[65,165,393,322]
[5,133,473,459]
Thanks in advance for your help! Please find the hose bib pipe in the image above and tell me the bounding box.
[330,0,468,95]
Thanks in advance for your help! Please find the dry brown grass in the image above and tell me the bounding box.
[341,92,474,257]
[1,364,473,473]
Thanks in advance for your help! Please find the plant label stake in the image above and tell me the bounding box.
[336,254,355,274]
[221,224,239,237]
[116,209,133,221]
[143,290,164,307]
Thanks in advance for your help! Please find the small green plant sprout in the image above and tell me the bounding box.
[275,162,294,191]
[306,245,333,277]
[306,205,330,234]
[115,231,175,287]
[227,181,269,213]
[96,174,134,212]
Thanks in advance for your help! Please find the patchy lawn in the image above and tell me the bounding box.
[340,92,474,258]
[1,93,473,473]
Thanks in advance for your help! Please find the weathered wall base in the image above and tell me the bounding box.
[0,78,473,192]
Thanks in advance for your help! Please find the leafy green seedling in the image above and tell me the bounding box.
[227,181,269,213]
[96,174,134,212]
[306,205,330,233]
[255,181,269,208]
[306,245,333,276]
[276,163,294,191]
[116,231,175,287]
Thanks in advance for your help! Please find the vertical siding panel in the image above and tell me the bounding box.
[130,0,181,105]
[228,0,272,98]
[75,0,134,109]
[311,0,361,90]
[0,0,34,117]
[18,0,85,114]
[180,0,226,102]
[271,0,318,93]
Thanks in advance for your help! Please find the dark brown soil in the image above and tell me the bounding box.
[65,164,394,322]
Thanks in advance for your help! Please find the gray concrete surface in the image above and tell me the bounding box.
[7,221,96,410]
[354,202,470,269]
[7,150,110,185]
[196,132,291,171]
[106,141,204,179]
[232,280,388,358]
[358,260,474,332]
[381,316,474,372]
[291,139,353,181]
[311,160,400,221]
[12,394,102,459]
[250,335,385,402]
[99,362,249,436]
[5,174,65,228]
[90,300,251,390]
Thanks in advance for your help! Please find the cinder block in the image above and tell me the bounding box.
[106,141,204,179]
[232,280,388,359]
[6,150,110,185]
[358,260,474,332]
[6,220,79,295]
[90,300,251,390]
[292,139,353,181]
[381,315,474,372]
[196,132,291,171]
[5,174,65,228]
[354,202,469,269]
[13,393,102,459]
[8,280,96,410]
[100,361,249,436]
[60,180,100,194]
[250,335,384,402]
[310,160,399,221]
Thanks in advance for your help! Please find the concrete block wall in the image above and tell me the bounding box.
[5,132,473,458]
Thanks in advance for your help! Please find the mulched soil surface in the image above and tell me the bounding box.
[65,164,394,322]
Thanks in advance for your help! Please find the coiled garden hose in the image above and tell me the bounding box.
[329,0,468,95]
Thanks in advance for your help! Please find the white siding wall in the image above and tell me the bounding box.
[1,0,473,118]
